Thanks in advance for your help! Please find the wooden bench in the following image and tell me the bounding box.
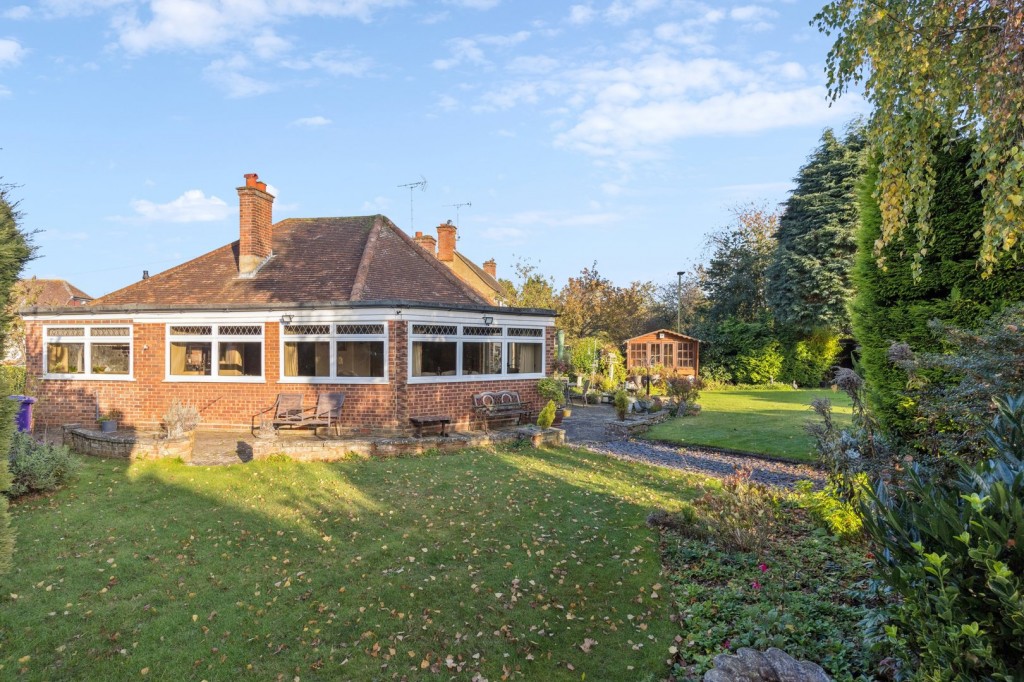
[409,415,452,438]
[252,392,345,436]
[472,390,533,431]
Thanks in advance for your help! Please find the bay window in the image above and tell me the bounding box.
[410,323,545,381]
[168,324,263,380]
[282,323,386,383]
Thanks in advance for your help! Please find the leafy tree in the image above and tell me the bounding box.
[815,0,1024,276]
[700,204,778,328]
[556,263,657,345]
[850,141,1024,439]
[650,273,707,336]
[0,180,35,575]
[496,258,556,310]
[767,126,864,336]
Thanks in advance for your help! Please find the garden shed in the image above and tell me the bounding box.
[624,329,700,378]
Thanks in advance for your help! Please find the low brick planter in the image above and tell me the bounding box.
[62,425,194,462]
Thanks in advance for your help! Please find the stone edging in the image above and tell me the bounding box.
[605,411,671,438]
[62,425,194,462]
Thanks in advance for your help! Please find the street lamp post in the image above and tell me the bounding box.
[676,271,685,333]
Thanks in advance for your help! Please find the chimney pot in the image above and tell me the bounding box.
[436,222,457,263]
[142,270,150,280]
[413,231,436,256]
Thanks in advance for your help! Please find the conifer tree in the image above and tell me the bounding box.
[0,181,35,575]
[768,126,863,336]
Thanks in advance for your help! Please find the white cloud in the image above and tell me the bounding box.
[567,4,594,24]
[361,196,391,212]
[252,31,291,60]
[432,31,529,70]
[472,82,540,112]
[0,39,26,68]
[123,189,231,223]
[204,56,276,98]
[730,5,778,30]
[605,0,664,24]
[437,94,459,111]
[778,61,806,80]
[0,85,11,97]
[3,5,32,19]
[291,115,332,127]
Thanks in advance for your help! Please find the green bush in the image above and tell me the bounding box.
[782,329,842,387]
[536,400,556,429]
[0,364,26,394]
[6,432,81,498]
[536,377,566,406]
[859,394,1024,679]
[613,390,629,420]
[699,363,733,389]
[794,480,863,539]
[733,340,784,385]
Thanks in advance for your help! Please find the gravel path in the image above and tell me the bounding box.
[562,405,823,490]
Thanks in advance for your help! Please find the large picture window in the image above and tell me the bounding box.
[44,325,133,379]
[410,323,545,381]
[168,324,263,381]
[281,323,386,383]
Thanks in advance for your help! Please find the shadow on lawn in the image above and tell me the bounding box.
[5,446,691,682]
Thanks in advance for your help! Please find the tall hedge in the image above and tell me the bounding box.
[0,183,35,575]
[850,140,1024,438]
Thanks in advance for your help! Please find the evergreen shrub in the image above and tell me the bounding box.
[536,400,556,429]
[7,432,80,498]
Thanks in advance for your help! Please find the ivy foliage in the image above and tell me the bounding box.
[815,0,1024,277]
[850,141,1024,438]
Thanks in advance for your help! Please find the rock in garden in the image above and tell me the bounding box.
[704,647,831,682]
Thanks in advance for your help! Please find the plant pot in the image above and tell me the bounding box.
[561,407,572,419]
[552,408,565,426]
[99,420,117,433]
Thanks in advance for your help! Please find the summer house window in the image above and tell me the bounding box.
[168,324,263,380]
[410,323,545,380]
[281,323,386,383]
[44,325,132,378]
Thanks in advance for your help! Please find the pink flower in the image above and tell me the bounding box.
[751,580,762,590]
[722,639,731,650]
[758,563,769,573]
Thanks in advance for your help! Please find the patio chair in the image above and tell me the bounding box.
[303,392,346,436]
[569,379,591,407]
[252,393,306,434]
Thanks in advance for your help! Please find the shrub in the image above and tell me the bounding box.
[666,375,703,405]
[699,363,733,389]
[536,378,566,406]
[733,339,784,385]
[163,399,201,438]
[613,390,629,420]
[857,393,1024,680]
[0,364,25,394]
[7,432,80,498]
[782,329,842,387]
[536,400,556,429]
[794,480,863,539]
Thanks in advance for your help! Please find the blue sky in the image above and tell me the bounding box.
[2,0,865,299]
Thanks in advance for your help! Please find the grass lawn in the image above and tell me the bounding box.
[644,389,854,463]
[1,446,704,681]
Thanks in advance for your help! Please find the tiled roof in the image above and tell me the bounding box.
[93,215,492,308]
[454,251,504,299]
[15,278,92,307]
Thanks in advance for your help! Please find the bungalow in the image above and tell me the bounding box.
[623,329,700,378]
[21,174,555,434]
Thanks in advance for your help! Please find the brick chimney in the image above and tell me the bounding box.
[237,173,275,276]
[436,221,456,263]
[482,259,496,278]
[413,230,437,256]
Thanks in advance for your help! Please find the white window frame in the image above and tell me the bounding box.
[42,324,135,381]
[278,322,389,385]
[407,322,545,384]
[164,323,266,383]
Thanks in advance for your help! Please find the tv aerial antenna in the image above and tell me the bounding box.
[446,201,472,229]
[398,176,428,231]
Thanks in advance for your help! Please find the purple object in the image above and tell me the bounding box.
[7,395,36,433]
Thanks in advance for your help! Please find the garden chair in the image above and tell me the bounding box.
[303,392,346,436]
[252,393,306,434]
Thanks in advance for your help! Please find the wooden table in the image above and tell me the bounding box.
[409,415,452,438]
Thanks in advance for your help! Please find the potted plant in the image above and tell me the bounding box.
[537,377,570,424]
[98,412,118,433]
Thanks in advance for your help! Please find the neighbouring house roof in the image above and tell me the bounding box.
[14,278,93,307]
[624,328,702,344]
[453,251,505,303]
[90,215,497,310]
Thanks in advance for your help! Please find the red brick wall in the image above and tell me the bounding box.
[238,181,274,267]
[26,320,555,434]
